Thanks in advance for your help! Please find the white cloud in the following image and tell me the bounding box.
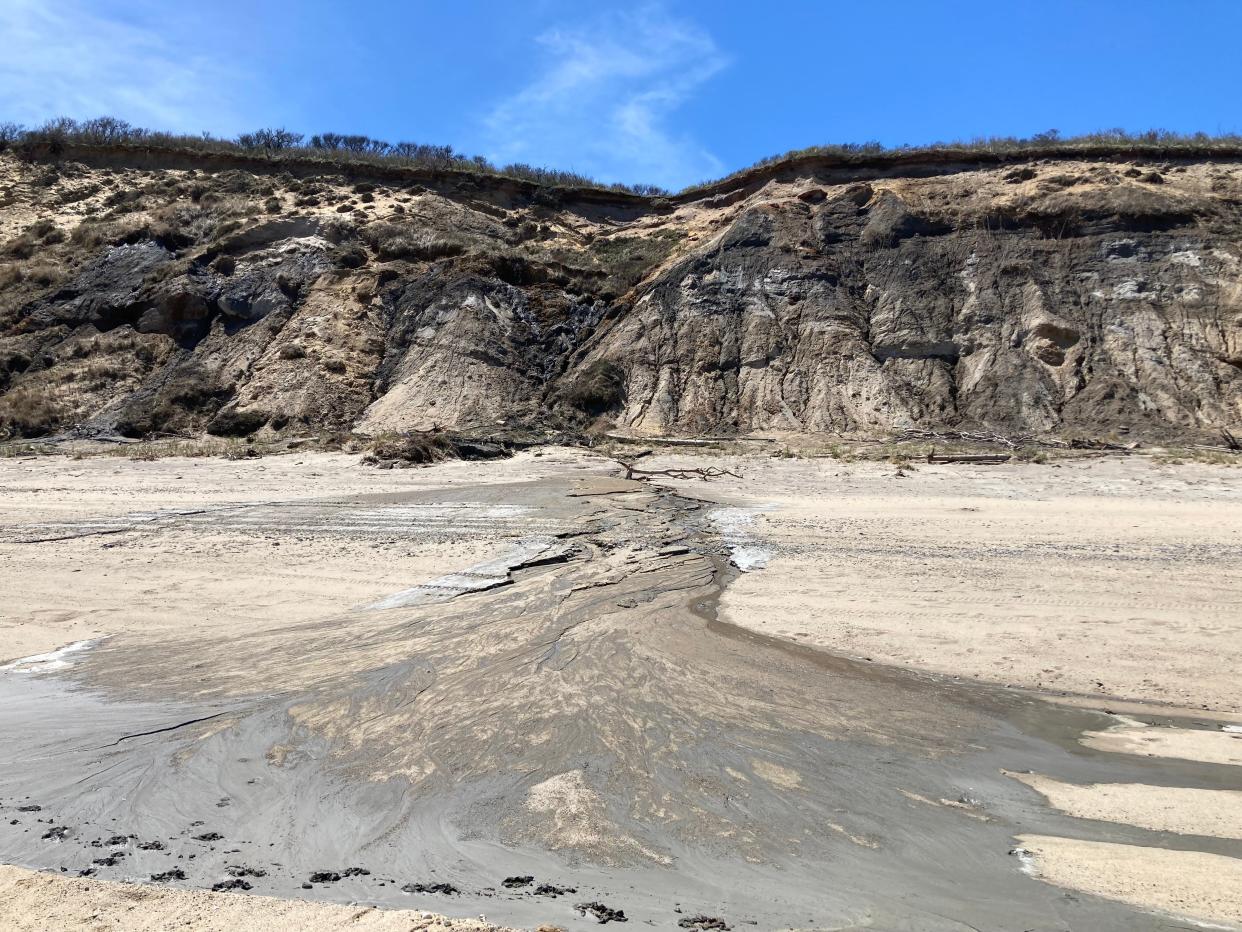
[0,0,248,133]
[478,5,728,190]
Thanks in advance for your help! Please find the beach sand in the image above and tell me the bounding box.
[0,449,597,663]
[3,447,1240,930]
[646,452,1242,713]
[1017,836,1242,927]
[0,864,517,932]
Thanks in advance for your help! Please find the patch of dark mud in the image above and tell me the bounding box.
[576,901,627,923]
[534,883,577,897]
[226,864,267,878]
[212,878,252,892]
[402,881,460,895]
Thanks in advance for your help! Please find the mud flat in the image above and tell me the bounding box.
[1,449,1240,930]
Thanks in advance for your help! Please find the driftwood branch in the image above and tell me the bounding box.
[897,427,1023,448]
[896,427,1138,453]
[614,459,741,481]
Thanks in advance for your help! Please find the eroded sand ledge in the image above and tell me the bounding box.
[1081,722,1242,766]
[0,450,581,662]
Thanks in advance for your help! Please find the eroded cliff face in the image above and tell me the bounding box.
[1,149,1239,441]
[586,172,1242,437]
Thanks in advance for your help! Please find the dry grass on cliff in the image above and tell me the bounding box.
[0,385,68,438]
[8,117,1242,198]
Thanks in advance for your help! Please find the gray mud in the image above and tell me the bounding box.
[1,474,1236,930]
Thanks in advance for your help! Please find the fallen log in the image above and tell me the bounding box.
[895,427,1142,453]
[926,449,1011,465]
[605,433,716,447]
[604,433,776,446]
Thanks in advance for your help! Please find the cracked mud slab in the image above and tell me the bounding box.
[2,450,1240,930]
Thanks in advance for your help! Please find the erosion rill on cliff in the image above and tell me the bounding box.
[3,471,1235,929]
[1,142,1239,443]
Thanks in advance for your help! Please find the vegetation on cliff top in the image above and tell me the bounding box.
[4,117,1242,199]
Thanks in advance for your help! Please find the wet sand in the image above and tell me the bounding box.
[650,449,1242,928]
[1,449,1240,930]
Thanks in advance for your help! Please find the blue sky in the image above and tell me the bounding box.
[2,0,1240,189]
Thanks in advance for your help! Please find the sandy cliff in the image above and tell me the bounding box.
[2,146,1239,441]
